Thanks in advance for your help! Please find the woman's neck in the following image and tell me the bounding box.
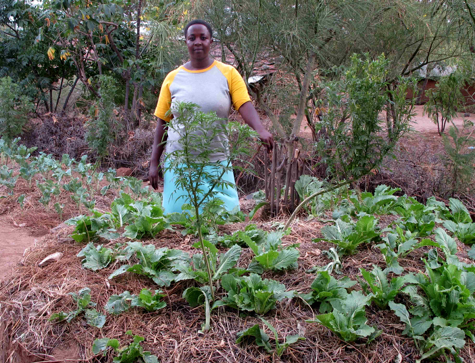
[184,57,214,71]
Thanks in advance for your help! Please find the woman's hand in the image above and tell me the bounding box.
[238,102,274,152]
[256,129,274,152]
[149,162,163,190]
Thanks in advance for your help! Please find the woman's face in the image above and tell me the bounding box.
[185,24,212,61]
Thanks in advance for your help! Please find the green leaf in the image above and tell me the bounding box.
[236,324,272,353]
[468,245,475,260]
[419,326,466,362]
[109,265,131,279]
[77,243,114,271]
[151,270,176,287]
[49,311,69,322]
[240,231,259,255]
[269,248,299,271]
[254,250,280,269]
[92,338,119,355]
[105,292,132,314]
[435,228,458,255]
[85,309,106,328]
[249,201,267,220]
[448,198,472,224]
[213,244,241,280]
[132,289,166,311]
[182,286,211,331]
[183,287,207,307]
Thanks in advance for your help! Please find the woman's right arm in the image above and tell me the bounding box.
[149,118,168,190]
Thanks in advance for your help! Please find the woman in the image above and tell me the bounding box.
[149,19,273,214]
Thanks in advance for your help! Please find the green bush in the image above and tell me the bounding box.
[315,54,414,181]
[85,76,122,159]
[424,71,467,135]
[0,77,33,141]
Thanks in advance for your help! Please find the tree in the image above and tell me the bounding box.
[0,0,77,112]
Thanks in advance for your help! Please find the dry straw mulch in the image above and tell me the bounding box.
[2,215,475,363]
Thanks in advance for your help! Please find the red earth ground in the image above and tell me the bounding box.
[1,106,474,281]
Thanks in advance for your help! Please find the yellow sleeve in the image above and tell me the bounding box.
[154,69,179,122]
[215,61,251,111]
[229,67,251,111]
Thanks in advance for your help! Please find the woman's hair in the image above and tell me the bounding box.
[184,19,213,39]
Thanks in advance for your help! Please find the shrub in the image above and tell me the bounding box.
[85,76,122,159]
[0,77,33,141]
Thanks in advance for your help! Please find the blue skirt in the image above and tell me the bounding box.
[162,160,240,214]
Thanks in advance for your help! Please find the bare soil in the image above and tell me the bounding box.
[0,217,39,281]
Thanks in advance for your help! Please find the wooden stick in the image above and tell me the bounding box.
[235,145,262,186]
[270,145,277,215]
[264,151,269,199]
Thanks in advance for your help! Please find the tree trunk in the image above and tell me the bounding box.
[131,0,142,126]
[54,76,64,113]
[49,88,53,113]
[62,77,79,114]
[283,52,315,207]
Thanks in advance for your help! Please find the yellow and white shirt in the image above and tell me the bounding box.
[154,60,251,162]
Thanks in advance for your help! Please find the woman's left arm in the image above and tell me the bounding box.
[238,101,274,151]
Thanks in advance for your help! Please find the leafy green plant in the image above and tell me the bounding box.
[294,175,348,216]
[443,220,475,245]
[390,257,475,362]
[105,289,166,314]
[201,198,246,231]
[301,271,356,313]
[216,224,267,248]
[175,242,242,284]
[166,206,210,236]
[391,198,437,237]
[442,121,475,195]
[110,192,169,239]
[36,179,60,207]
[306,248,343,275]
[236,318,305,356]
[77,242,116,271]
[308,290,380,342]
[108,242,190,287]
[0,77,33,141]
[215,273,294,315]
[375,227,419,274]
[390,302,468,362]
[182,286,213,332]
[424,71,467,135]
[92,331,159,363]
[443,198,473,224]
[359,265,414,309]
[49,288,106,328]
[121,201,168,240]
[0,165,18,194]
[413,262,475,322]
[85,75,122,159]
[121,177,152,199]
[417,228,459,263]
[314,216,380,255]
[349,185,400,215]
[314,54,413,182]
[66,212,115,243]
[167,199,245,237]
[163,102,257,301]
[241,229,299,272]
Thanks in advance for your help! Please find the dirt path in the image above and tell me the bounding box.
[0,217,39,281]
[410,105,475,133]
